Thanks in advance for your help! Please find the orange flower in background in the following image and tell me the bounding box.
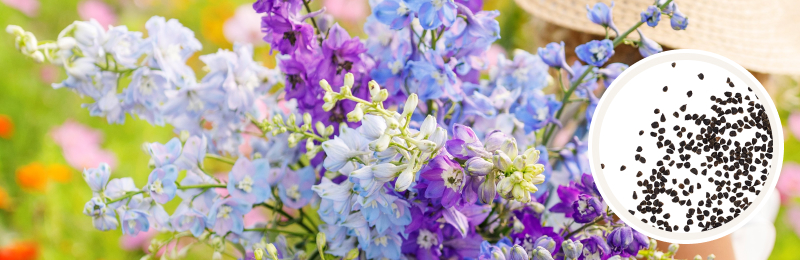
[0,114,14,139]
[47,163,72,183]
[0,186,10,210]
[0,241,38,260]
[16,163,48,192]
[201,2,235,48]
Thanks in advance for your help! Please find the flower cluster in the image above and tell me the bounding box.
[8,0,717,259]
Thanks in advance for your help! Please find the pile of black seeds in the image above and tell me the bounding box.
[621,63,774,233]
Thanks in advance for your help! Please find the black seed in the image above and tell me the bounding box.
[601,164,605,169]
[652,122,659,128]
[684,225,690,232]
[698,73,704,80]
[654,108,660,114]
[687,91,693,97]
[637,146,643,152]
[621,165,627,171]
[680,104,687,112]
[672,62,676,68]
[633,191,638,200]
[663,86,669,92]
[639,130,644,136]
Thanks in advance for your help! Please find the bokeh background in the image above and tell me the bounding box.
[1,0,799,259]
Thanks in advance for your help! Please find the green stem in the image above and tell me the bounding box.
[206,154,236,165]
[564,217,603,239]
[178,184,226,190]
[106,191,143,204]
[254,203,316,234]
[303,0,321,36]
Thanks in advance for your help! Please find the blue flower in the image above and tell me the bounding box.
[365,230,404,259]
[227,157,271,205]
[637,29,662,57]
[321,125,370,172]
[598,62,628,87]
[586,2,619,36]
[82,163,111,194]
[408,50,459,101]
[359,189,412,233]
[492,49,549,92]
[537,41,574,76]
[313,177,356,224]
[575,39,614,67]
[121,209,150,235]
[206,198,251,235]
[514,90,562,133]
[278,166,316,209]
[83,197,118,231]
[670,5,689,30]
[640,5,661,27]
[175,135,207,170]
[123,67,169,125]
[350,163,407,196]
[418,0,458,30]
[572,194,602,223]
[104,177,138,209]
[146,165,179,204]
[147,137,182,167]
[568,61,599,98]
[374,0,420,29]
[142,16,202,87]
[170,203,207,237]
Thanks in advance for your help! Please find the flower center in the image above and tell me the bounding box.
[217,205,233,219]
[577,198,595,215]
[163,44,182,62]
[512,67,530,83]
[432,0,446,9]
[150,179,164,194]
[416,229,438,249]
[396,2,410,15]
[375,236,389,247]
[187,92,205,112]
[442,167,464,191]
[286,185,301,200]
[431,71,447,86]
[390,60,404,75]
[237,175,254,193]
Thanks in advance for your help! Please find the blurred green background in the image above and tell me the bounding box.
[0,0,799,259]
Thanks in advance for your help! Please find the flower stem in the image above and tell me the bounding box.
[303,0,321,36]
[178,184,226,190]
[564,217,603,239]
[254,203,316,234]
[105,191,144,204]
[206,154,236,165]
[242,228,310,237]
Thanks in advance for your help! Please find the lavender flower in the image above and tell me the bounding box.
[146,165,178,204]
[278,166,316,208]
[83,197,118,231]
[374,0,419,29]
[586,2,619,36]
[537,41,574,76]
[206,198,251,235]
[575,39,614,67]
[640,5,661,27]
[581,235,611,260]
[572,194,603,223]
[637,29,662,57]
[82,163,111,194]
[418,0,458,29]
[420,155,467,208]
[227,157,271,205]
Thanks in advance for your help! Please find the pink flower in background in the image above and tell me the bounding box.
[50,120,117,170]
[787,206,800,237]
[486,44,506,70]
[777,163,800,203]
[78,0,117,28]
[223,4,264,45]
[789,112,800,140]
[120,229,157,251]
[2,0,39,17]
[39,65,59,84]
[323,0,367,22]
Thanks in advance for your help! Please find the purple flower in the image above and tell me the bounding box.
[279,52,317,109]
[572,194,602,223]
[607,226,648,257]
[83,163,111,194]
[261,13,315,55]
[206,198,251,235]
[227,157,271,205]
[511,211,563,255]
[83,197,118,231]
[550,185,580,218]
[537,41,574,76]
[252,0,303,15]
[456,0,483,13]
[508,245,528,260]
[441,224,484,259]
[418,0,458,29]
[278,166,316,209]
[170,203,207,237]
[374,0,419,29]
[420,156,467,208]
[575,39,614,67]
[146,165,179,204]
[147,138,182,167]
[640,5,661,27]
[580,235,611,260]
[401,220,443,260]
[586,2,619,36]
[533,235,557,252]
[637,29,662,58]
[446,124,490,160]
[669,3,689,30]
[317,24,367,88]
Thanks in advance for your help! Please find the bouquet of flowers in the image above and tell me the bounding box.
[6,0,709,259]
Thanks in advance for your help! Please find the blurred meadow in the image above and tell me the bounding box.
[0,0,799,259]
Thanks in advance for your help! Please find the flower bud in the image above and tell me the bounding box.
[287,113,297,126]
[344,73,355,87]
[466,157,493,176]
[340,85,352,97]
[524,148,541,165]
[530,201,545,213]
[693,255,702,260]
[534,236,557,252]
[272,114,283,125]
[368,80,381,99]
[6,25,23,35]
[480,172,497,203]
[212,252,223,260]
[508,245,528,260]
[385,116,400,129]
[418,115,436,138]
[483,130,510,153]
[322,91,335,103]
[347,104,365,122]
[306,139,315,151]
[370,134,391,152]
[395,163,416,192]
[315,122,326,136]
[254,248,265,260]
[562,239,583,260]
[668,243,679,255]
[303,113,313,127]
[344,248,359,260]
[493,150,513,172]
[648,238,657,250]
[496,176,513,196]
[707,254,715,260]
[57,36,76,50]
[316,232,327,256]
[324,125,334,137]
[31,50,44,63]
[375,89,389,103]
[322,101,336,111]
[319,79,332,92]
[531,246,554,260]
[414,139,437,153]
[606,256,621,260]
[402,93,419,117]
[265,243,279,260]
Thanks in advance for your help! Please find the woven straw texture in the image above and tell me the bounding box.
[515,0,800,75]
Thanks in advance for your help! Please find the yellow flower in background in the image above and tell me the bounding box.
[201,2,235,48]
[0,186,10,210]
[16,163,48,192]
[47,164,72,183]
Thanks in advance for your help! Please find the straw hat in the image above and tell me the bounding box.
[515,0,800,75]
